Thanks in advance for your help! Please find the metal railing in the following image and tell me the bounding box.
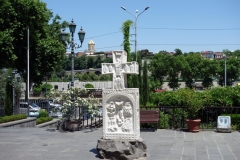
[140,106,240,130]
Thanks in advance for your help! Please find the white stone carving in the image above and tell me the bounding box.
[101,50,139,90]
[102,50,140,140]
[102,89,140,139]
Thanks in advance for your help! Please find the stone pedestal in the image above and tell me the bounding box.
[97,139,147,160]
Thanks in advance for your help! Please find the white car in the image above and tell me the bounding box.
[19,102,41,117]
[48,100,62,109]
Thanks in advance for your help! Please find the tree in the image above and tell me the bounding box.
[222,49,232,56]
[142,60,149,105]
[0,0,67,99]
[137,52,143,103]
[87,57,95,69]
[102,57,113,64]
[158,50,169,55]
[4,78,12,116]
[121,20,138,88]
[167,55,185,90]
[216,57,240,86]
[0,69,8,99]
[200,59,218,88]
[233,49,240,57]
[121,20,133,62]
[181,53,203,88]
[148,53,168,88]
[95,55,103,68]
[174,48,183,56]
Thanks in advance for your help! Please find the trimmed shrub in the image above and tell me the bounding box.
[85,83,94,88]
[36,117,53,125]
[38,109,48,118]
[0,114,27,124]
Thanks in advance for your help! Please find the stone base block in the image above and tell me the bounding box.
[96,139,147,160]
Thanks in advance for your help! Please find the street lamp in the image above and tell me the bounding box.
[224,53,230,87]
[224,55,227,87]
[121,6,149,61]
[60,19,85,119]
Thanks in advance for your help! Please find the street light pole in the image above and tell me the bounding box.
[60,19,85,119]
[121,6,149,62]
[224,56,227,87]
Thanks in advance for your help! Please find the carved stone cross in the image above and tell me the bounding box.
[101,50,141,141]
[101,50,139,89]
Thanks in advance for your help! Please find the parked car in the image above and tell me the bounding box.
[47,100,63,118]
[19,102,41,117]
[48,100,62,109]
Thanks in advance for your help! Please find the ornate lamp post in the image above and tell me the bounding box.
[121,6,149,61]
[60,19,85,119]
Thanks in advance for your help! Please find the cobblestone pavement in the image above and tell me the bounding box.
[0,128,240,160]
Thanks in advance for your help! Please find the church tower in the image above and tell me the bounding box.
[88,39,95,54]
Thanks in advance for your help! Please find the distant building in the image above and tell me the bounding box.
[201,51,227,60]
[201,51,214,59]
[213,52,224,59]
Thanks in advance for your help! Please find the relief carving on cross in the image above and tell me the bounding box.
[101,50,139,89]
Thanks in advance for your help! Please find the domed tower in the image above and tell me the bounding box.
[88,39,95,54]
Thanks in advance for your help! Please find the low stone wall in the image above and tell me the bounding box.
[0,117,36,127]
[36,119,59,128]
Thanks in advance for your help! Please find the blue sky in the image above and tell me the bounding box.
[42,0,240,53]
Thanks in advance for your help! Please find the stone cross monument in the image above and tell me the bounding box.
[97,50,146,160]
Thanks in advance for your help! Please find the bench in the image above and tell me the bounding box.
[140,110,159,131]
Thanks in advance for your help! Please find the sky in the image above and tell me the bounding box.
[41,0,240,54]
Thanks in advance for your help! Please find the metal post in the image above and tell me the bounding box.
[27,28,29,117]
[135,13,137,61]
[121,6,149,62]
[70,31,75,119]
[60,19,85,121]
[12,84,15,115]
[224,56,227,87]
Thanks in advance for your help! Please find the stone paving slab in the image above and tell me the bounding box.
[1,128,240,160]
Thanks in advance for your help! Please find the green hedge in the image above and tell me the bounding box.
[150,86,240,107]
[36,117,53,125]
[0,114,27,124]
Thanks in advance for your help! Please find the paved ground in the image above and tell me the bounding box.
[1,128,240,160]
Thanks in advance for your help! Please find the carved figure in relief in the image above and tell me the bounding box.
[121,102,133,132]
[109,65,113,72]
[103,65,108,73]
[114,75,124,89]
[130,62,134,72]
[115,101,124,127]
[124,64,129,72]
[106,101,117,132]
[123,102,132,117]
[115,56,122,75]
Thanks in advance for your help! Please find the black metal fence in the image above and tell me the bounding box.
[0,98,103,129]
[140,106,240,130]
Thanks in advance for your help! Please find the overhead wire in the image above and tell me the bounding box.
[138,27,240,30]
[77,27,240,50]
